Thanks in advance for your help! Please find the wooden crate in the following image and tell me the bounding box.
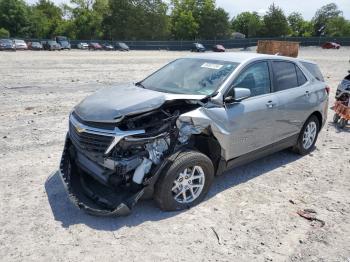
[257,40,299,58]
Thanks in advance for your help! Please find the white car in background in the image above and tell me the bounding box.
[13,39,28,50]
[77,42,89,50]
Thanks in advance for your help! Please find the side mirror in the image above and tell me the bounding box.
[224,88,251,103]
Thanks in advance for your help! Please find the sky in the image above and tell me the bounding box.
[26,0,350,20]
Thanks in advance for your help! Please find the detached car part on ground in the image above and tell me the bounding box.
[60,53,329,216]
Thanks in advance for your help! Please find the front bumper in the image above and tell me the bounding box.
[59,135,144,216]
[59,135,174,216]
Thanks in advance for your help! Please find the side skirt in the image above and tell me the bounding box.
[216,134,299,175]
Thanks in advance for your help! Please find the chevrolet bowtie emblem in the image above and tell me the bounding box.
[75,124,85,133]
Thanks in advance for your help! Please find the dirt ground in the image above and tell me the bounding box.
[0,48,349,262]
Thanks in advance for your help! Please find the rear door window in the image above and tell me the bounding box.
[272,61,299,91]
[301,62,324,82]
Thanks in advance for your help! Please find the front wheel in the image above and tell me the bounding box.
[154,151,214,211]
[293,115,320,155]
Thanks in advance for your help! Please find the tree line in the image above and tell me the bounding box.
[0,0,349,40]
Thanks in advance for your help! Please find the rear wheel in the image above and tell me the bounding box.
[154,151,214,211]
[293,115,320,155]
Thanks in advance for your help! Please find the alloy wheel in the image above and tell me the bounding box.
[302,121,317,149]
[172,166,205,204]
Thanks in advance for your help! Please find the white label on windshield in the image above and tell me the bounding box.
[201,63,223,70]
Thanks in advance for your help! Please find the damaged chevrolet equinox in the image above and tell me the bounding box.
[60,53,329,216]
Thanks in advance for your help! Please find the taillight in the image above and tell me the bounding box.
[325,86,330,95]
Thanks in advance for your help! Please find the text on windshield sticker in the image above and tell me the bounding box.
[201,63,223,70]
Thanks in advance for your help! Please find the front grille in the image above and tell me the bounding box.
[69,121,113,155]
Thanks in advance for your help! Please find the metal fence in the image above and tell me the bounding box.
[29,37,350,50]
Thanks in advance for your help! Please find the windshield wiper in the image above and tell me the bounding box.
[135,82,146,89]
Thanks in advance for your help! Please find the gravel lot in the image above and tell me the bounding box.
[0,48,349,262]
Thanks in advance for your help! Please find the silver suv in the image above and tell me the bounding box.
[60,53,329,216]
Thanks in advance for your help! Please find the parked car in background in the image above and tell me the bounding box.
[116,42,130,51]
[77,42,89,50]
[88,42,103,50]
[42,40,61,51]
[102,43,114,51]
[212,44,225,52]
[322,42,340,49]
[13,39,28,50]
[0,39,15,51]
[28,41,43,50]
[191,43,206,52]
[58,53,329,216]
[55,36,71,50]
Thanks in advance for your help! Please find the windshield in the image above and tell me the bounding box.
[15,40,25,43]
[141,58,238,95]
[196,43,204,48]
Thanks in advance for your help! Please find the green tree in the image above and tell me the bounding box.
[0,27,10,38]
[0,0,29,37]
[262,3,289,37]
[232,12,262,37]
[300,21,313,37]
[326,16,350,36]
[103,0,169,40]
[171,0,230,40]
[288,12,305,36]
[171,0,199,39]
[173,10,198,39]
[312,3,342,36]
[65,0,107,39]
[210,8,231,39]
[28,0,63,38]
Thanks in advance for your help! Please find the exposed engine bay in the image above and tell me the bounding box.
[59,99,209,216]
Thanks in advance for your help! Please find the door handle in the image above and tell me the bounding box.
[305,91,310,97]
[266,101,276,108]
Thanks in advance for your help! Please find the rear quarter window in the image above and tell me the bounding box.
[301,62,324,82]
[296,66,307,86]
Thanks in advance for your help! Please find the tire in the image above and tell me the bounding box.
[333,113,340,124]
[337,118,347,129]
[293,115,320,155]
[154,150,214,211]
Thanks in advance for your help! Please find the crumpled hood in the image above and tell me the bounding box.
[74,84,205,122]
